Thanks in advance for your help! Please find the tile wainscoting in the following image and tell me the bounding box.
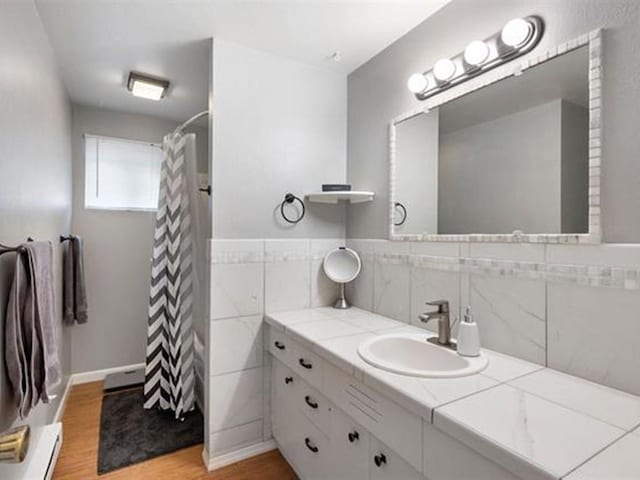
[207,238,344,460]
[346,240,640,396]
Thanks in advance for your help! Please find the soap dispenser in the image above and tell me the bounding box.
[457,306,480,357]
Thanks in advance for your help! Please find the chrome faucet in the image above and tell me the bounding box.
[418,300,453,346]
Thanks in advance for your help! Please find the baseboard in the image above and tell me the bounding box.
[70,363,145,385]
[53,377,73,423]
[204,439,277,471]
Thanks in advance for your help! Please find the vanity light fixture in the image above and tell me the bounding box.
[464,40,490,66]
[407,73,429,94]
[127,72,170,101]
[501,18,533,48]
[433,58,456,82]
[407,15,543,100]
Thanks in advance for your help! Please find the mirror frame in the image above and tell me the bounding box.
[389,29,602,244]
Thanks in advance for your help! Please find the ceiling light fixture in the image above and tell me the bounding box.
[127,72,170,101]
[407,15,543,101]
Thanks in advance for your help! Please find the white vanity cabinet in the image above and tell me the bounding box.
[269,325,522,480]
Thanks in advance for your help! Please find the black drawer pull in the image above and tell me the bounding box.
[348,431,360,443]
[304,395,318,409]
[299,358,312,369]
[274,341,285,350]
[374,453,387,467]
[304,437,318,453]
[285,376,293,384]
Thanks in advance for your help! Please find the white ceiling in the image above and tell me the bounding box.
[35,0,450,123]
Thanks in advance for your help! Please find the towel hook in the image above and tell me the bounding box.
[280,193,305,224]
[60,235,72,243]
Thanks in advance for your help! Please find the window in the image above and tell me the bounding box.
[84,134,163,211]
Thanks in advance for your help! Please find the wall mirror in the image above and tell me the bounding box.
[390,31,602,243]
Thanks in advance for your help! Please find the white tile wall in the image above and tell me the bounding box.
[209,366,264,432]
[210,315,264,376]
[547,283,640,396]
[346,240,640,396]
[373,255,411,322]
[211,263,264,320]
[467,274,546,365]
[265,259,311,312]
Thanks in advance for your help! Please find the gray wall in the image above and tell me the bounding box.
[212,39,347,239]
[0,0,72,431]
[438,100,562,234]
[346,0,640,242]
[394,110,439,235]
[561,100,589,233]
[70,105,207,373]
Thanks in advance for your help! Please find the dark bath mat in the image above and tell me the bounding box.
[97,388,203,474]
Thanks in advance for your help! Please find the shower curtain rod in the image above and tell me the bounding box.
[175,110,208,133]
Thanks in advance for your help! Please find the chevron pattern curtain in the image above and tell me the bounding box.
[143,132,195,419]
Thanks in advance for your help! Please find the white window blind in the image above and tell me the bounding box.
[84,134,163,211]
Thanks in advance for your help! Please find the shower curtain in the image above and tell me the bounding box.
[143,131,204,419]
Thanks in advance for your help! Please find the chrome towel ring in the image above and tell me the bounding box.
[280,193,305,224]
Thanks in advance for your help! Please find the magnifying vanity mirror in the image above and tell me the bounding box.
[390,31,602,244]
[323,247,362,309]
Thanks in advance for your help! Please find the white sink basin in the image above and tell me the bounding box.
[358,333,488,378]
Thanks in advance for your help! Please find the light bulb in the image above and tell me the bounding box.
[464,40,490,66]
[433,58,456,82]
[407,73,428,93]
[501,18,531,48]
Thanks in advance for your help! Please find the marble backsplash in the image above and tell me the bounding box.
[345,239,640,397]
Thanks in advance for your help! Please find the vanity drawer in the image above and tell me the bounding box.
[289,406,332,480]
[296,382,332,435]
[291,342,324,389]
[323,363,423,472]
[329,406,370,480]
[268,327,292,364]
[370,437,423,480]
[423,422,521,480]
[271,360,300,440]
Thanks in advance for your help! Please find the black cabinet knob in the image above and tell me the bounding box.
[299,358,312,369]
[304,437,318,453]
[348,431,360,443]
[285,376,293,384]
[305,395,318,409]
[374,453,387,467]
[274,341,285,350]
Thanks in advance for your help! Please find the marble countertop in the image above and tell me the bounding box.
[265,307,640,480]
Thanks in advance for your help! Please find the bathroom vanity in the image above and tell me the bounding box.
[266,307,640,480]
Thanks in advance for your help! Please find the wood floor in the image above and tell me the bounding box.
[53,382,297,480]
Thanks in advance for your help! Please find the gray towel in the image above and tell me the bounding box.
[25,241,61,403]
[4,251,31,416]
[4,241,61,418]
[63,235,88,324]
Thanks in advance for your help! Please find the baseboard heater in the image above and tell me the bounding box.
[0,423,62,480]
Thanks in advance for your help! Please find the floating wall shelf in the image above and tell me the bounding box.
[306,191,375,204]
